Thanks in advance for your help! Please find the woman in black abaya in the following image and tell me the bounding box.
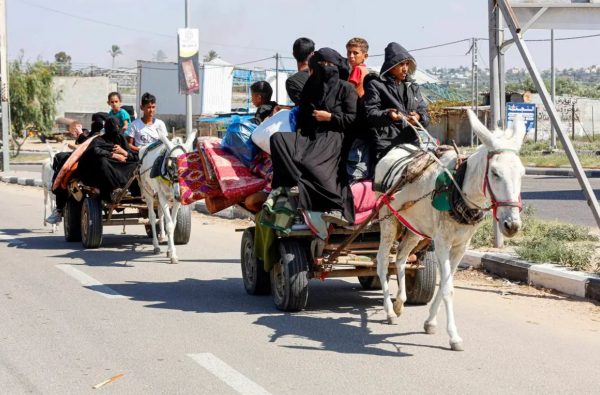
[78,117,139,201]
[270,47,357,225]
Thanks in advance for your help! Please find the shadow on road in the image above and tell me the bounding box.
[97,277,450,356]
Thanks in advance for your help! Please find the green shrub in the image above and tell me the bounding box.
[516,239,595,271]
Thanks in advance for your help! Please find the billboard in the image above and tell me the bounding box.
[177,28,200,95]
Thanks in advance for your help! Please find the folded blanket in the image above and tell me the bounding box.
[202,139,267,200]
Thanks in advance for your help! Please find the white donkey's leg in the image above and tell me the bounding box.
[442,243,468,351]
[144,191,161,254]
[393,233,420,317]
[377,215,398,324]
[424,236,448,337]
[157,191,178,264]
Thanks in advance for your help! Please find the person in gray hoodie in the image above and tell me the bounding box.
[363,42,429,163]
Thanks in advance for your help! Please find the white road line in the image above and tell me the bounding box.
[187,353,272,395]
[56,265,125,299]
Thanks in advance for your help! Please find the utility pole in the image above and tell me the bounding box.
[550,29,556,149]
[489,0,504,248]
[0,0,10,172]
[184,0,193,141]
[469,38,479,146]
[275,53,279,103]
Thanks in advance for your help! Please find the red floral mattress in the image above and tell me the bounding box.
[200,139,267,200]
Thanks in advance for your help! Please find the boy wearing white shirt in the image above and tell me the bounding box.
[126,92,167,151]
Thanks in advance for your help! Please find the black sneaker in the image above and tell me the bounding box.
[321,210,350,226]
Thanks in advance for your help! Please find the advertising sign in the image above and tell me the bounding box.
[177,28,200,95]
[506,102,536,134]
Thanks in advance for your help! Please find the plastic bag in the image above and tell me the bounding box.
[221,116,259,167]
[250,109,294,154]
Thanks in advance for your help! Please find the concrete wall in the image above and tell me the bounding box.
[530,95,600,140]
[53,76,118,117]
[428,106,491,146]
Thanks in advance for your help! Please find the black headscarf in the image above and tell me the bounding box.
[102,117,122,144]
[297,48,347,131]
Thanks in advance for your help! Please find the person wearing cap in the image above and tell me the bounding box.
[363,42,429,163]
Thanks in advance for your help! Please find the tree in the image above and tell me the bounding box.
[108,44,123,69]
[9,57,57,156]
[54,51,72,76]
[203,50,219,62]
[153,49,168,62]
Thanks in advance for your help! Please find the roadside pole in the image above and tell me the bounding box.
[489,0,504,248]
[185,0,193,141]
[275,53,279,103]
[550,29,556,149]
[0,0,10,172]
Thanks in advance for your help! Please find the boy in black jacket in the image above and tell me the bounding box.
[363,42,429,163]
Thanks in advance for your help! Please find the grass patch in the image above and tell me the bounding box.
[471,206,600,272]
[520,153,600,169]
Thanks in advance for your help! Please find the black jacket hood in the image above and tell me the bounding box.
[380,42,416,80]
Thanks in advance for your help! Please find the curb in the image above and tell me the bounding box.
[461,250,600,302]
[1,175,43,187]
[525,167,600,178]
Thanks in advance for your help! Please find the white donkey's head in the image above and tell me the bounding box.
[467,110,526,237]
[156,128,198,181]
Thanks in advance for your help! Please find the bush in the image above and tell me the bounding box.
[469,205,599,271]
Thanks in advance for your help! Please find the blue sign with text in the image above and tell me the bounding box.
[506,102,536,134]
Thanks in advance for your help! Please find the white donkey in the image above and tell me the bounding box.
[138,131,196,264]
[375,110,526,351]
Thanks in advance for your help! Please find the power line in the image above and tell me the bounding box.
[369,38,473,57]
[17,0,285,53]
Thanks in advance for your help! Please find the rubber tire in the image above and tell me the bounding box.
[270,239,309,312]
[406,250,437,305]
[63,198,82,242]
[358,276,382,290]
[240,227,270,295]
[173,205,192,245]
[81,196,103,249]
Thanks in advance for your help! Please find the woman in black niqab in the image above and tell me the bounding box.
[270,47,357,224]
[78,117,139,201]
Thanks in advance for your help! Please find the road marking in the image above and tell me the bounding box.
[187,353,271,395]
[56,265,125,299]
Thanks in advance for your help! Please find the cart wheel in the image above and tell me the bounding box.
[270,239,309,312]
[357,276,382,290]
[406,250,437,305]
[63,198,82,242]
[240,227,270,295]
[81,196,103,249]
[174,205,191,245]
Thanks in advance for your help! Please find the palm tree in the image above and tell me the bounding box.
[203,50,219,62]
[108,45,123,70]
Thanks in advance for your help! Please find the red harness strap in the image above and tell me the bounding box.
[379,194,430,239]
[482,151,523,221]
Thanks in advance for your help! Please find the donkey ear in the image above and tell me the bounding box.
[511,114,526,151]
[184,131,198,152]
[467,109,494,147]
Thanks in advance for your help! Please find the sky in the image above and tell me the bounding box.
[6,0,600,72]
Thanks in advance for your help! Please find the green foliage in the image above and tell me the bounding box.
[516,240,596,271]
[470,206,599,271]
[9,58,57,139]
[203,50,219,62]
[53,51,72,76]
[505,76,600,99]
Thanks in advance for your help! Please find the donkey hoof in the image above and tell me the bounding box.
[424,322,437,334]
[166,251,172,258]
[386,316,398,325]
[153,247,161,254]
[393,300,404,316]
[169,257,179,264]
[450,341,464,351]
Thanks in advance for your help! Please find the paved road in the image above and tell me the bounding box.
[9,164,600,228]
[521,174,600,227]
[1,183,599,394]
